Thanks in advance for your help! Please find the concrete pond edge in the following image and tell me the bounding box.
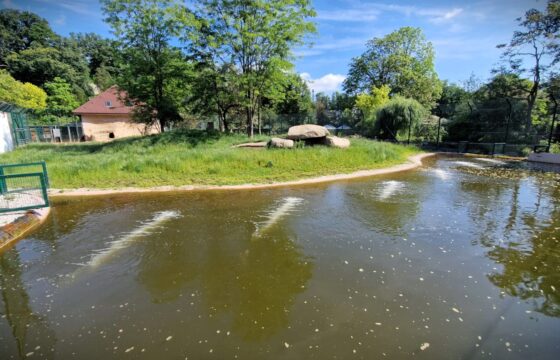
[49,152,436,197]
[0,207,51,253]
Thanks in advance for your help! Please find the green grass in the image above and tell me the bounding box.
[0,130,421,189]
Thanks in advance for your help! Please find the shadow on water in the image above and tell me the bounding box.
[0,250,56,359]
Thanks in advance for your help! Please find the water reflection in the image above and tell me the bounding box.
[454,160,560,317]
[137,199,313,341]
[0,250,56,358]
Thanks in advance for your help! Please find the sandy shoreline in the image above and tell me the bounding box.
[49,152,436,197]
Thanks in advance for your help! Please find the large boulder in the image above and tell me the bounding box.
[287,124,330,140]
[267,137,294,149]
[324,136,350,148]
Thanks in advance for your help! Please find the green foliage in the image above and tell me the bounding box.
[0,9,57,65]
[344,27,442,108]
[0,69,46,110]
[5,41,92,102]
[368,96,428,140]
[274,73,313,119]
[190,0,316,136]
[355,85,391,119]
[0,130,420,188]
[102,0,192,131]
[43,77,80,115]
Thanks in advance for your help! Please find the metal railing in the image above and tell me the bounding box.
[0,161,50,213]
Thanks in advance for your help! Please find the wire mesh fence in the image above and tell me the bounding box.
[0,161,50,213]
[0,173,49,213]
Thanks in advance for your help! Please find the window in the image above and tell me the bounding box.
[105,100,112,107]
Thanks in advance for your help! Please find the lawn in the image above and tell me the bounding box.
[0,130,421,189]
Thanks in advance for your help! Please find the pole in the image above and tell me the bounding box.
[407,107,412,145]
[547,97,558,151]
[504,98,512,144]
[436,116,442,150]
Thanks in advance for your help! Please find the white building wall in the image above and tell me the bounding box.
[0,111,14,153]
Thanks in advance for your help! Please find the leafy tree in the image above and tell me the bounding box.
[189,62,241,132]
[70,32,120,90]
[102,0,192,131]
[0,69,46,110]
[497,0,560,131]
[355,85,391,119]
[43,77,80,116]
[344,27,442,108]
[5,40,92,102]
[0,9,57,65]
[370,96,427,140]
[190,0,316,137]
[274,73,313,120]
[435,81,469,119]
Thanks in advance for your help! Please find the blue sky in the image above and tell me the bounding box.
[1,0,547,94]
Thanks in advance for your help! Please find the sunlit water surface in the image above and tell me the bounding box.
[1,156,559,359]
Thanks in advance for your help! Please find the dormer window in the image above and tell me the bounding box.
[105,100,112,107]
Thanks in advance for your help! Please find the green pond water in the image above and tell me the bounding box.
[1,155,559,359]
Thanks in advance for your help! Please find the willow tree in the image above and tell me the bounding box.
[189,0,315,137]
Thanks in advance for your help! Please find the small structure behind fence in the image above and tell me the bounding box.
[0,161,49,213]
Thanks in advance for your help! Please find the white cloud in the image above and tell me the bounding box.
[429,8,463,24]
[300,73,346,94]
[318,2,465,25]
[54,14,66,25]
[36,0,98,16]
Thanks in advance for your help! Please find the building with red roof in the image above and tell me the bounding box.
[73,86,158,141]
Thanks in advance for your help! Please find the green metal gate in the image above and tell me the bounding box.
[0,161,49,213]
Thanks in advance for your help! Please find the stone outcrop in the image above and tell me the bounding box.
[324,136,350,149]
[267,137,294,149]
[287,125,330,140]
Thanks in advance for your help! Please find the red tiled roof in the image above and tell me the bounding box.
[73,86,134,115]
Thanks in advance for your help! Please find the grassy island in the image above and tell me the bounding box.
[0,130,420,189]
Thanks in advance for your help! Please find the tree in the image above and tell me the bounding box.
[70,33,120,90]
[102,0,192,131]
[344,27,442,108]
[0,9,57,66]
[274,73,313,121]
[43,77,80,116]
[355,85,391,119]
[190,0,316,137]
[371,96,427,140]
[5,40,92,102]
[0,69,46,110]
[189,62,241,132]
[497,0,560,131]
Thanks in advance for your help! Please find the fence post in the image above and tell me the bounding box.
[40,173,49,207]
[0,166,5,194]
[40,160,49,188]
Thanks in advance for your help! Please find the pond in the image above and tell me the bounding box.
[1,155,559,359]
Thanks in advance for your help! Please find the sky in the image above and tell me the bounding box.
[0,0,549,94]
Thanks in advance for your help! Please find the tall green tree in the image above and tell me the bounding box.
[190,0,316,137]
[497,0,560,131]
[0,9,57,66]
[101,0,192,131]
[343,27,442,108]
[373,96,427,140]
[5,39,92,102]
[70,33,120,90]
